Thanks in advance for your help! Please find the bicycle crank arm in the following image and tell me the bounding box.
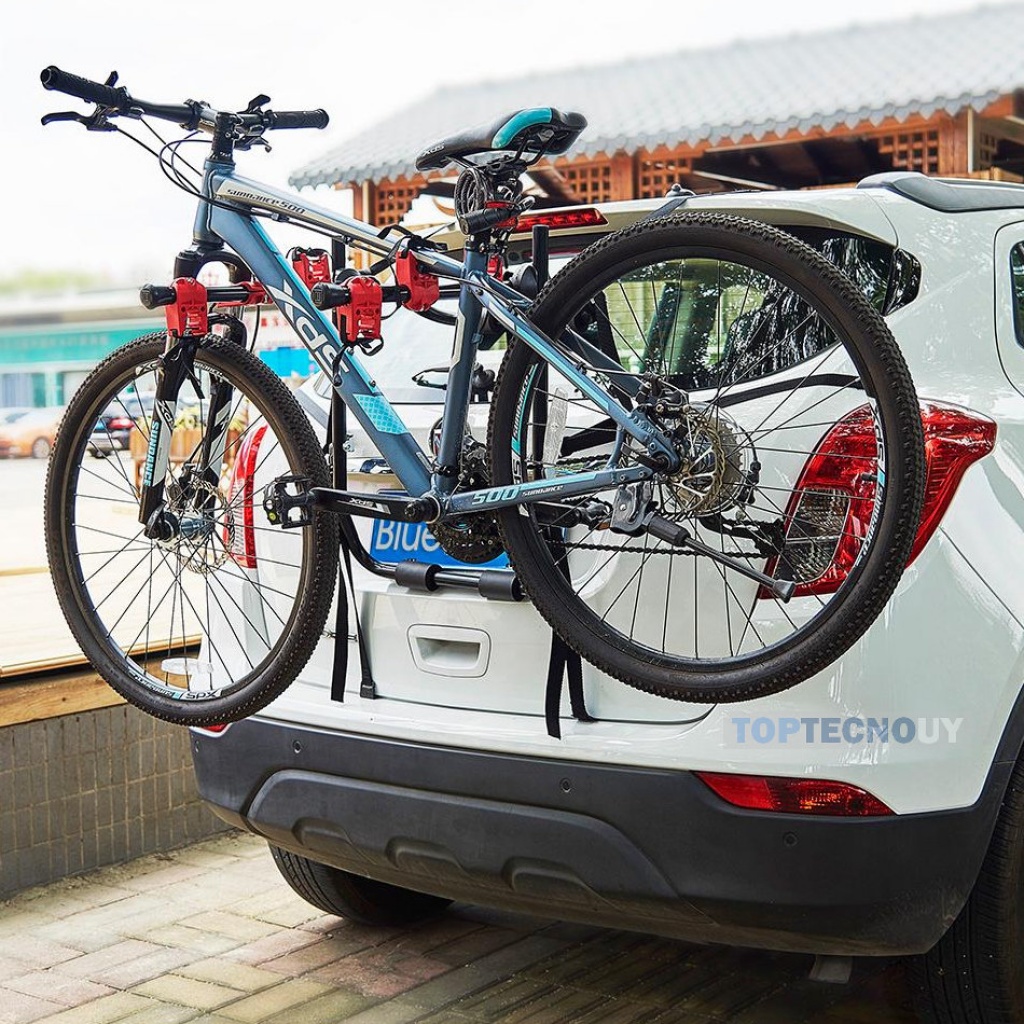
[646,515,796,602]
[308,487,437,523]
[263,476,438,528]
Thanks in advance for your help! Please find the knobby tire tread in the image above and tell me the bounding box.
[488,214,926,703]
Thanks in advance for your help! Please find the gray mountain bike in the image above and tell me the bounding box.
[40,66,925,725]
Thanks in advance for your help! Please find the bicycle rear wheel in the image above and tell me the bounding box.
[45,332,338,725]
[488,214,925,703]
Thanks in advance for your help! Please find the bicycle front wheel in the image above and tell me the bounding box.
[488,213,925,703]
[45,333,339,725]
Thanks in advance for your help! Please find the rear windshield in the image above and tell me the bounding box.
[570,228,920,389]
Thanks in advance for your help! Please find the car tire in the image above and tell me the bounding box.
[269,845,453,926]
[31,437,51,459]
[909,752,1024,1023]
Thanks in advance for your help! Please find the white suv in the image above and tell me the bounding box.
[191,173,1024,1024]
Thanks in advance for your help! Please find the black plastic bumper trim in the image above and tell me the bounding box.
[191,718,1011,956]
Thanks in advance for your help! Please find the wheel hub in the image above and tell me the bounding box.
[665,404,753,516]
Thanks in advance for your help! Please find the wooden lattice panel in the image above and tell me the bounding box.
[562,161,614,203]
[979,129,1000,169]
[638,154,692,198]
[373,179,422,226]
[877,129,940,174]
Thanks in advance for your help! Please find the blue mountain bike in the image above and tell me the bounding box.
[40,66,925,725]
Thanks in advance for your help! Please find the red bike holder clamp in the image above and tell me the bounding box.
[291,248,332,289]
[165,278,209,337]
[394,250,440,312]
[338,276,383,347]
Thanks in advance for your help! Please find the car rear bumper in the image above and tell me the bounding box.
[191,717,1008,956]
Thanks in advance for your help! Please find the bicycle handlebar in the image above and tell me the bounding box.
[40,66,329,133]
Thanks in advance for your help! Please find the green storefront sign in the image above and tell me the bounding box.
[0,318,160,367]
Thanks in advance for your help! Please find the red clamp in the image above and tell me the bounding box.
[291,248,332,289]
[394,251,440,312]
[338,276,383,346]
[165,278,208,337]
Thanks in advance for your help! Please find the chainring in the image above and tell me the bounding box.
[428,439,504,564]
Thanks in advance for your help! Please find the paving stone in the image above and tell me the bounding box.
[216,980,334,1023]
[173,962,282,995]
[0,957,37,984]
[0,986,65,1024]
[0,935,83,969]
[57,940,162,979]
[38,992,158,1024]
[131,977,245,1012]
[138,927,243,957]
[4,971,116,1007]
[85,948,198,990]
[260,936,378,977]
[176,913,280,944]
[221,931,322,967]
[312,944,451,999]
[114,1003,199,1024]
[262,989,375,1024]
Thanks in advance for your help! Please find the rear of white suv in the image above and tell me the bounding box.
[192,174,1024,1024]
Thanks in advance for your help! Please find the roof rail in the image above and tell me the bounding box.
[857,171,1024,213]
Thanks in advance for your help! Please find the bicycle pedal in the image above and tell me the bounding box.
[263,475,314,529]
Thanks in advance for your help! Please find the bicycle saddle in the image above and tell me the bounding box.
[415,107,587,172]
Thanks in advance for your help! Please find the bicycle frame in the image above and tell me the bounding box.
[173,161,678,520]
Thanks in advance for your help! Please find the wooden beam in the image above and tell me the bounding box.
[609,152,635,201]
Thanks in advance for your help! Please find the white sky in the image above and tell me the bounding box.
[3,0,1011,284]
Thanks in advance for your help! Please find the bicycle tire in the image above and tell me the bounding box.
[45,332,339,725]
[488,213,925,703]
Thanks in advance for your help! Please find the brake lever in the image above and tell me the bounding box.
[40,109,117,131]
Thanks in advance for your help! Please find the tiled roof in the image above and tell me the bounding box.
[290,4,1024,189]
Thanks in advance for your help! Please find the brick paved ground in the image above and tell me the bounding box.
[0,832,918,1024]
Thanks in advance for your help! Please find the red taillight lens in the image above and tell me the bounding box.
[512,208,608,233]
[696,771,893,816]
[107,416,134,430]
[763,401,995,598]
[224,424,266,569]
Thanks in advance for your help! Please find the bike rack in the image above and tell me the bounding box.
[319,245,523,605]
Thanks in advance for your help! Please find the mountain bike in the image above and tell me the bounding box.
[40,66,925,725]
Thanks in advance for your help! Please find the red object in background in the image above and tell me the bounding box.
[487,254,505,280]
[224,423,267,570]
[513,207,608,233]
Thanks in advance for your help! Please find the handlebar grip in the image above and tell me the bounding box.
[40,66,129,109]
[266,109,329,130]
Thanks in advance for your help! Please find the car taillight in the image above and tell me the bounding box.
[107,416,134,430]
[762,401,995,598]
[224,424,266,569]
[512,207,608,233]
[696,771,893,816]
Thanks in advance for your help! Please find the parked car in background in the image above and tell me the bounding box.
[88,390,155,457]
[0,407,31,427]
[192,173,1024,1024]
[0,406,64,458]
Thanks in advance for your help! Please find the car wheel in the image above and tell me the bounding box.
[269,845,452,926]
[31,437,51,459]
[909,753,1024,1023]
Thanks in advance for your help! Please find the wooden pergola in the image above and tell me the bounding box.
[347,98,1024,228]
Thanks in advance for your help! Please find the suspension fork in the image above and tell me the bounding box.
[138,333,235,535]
